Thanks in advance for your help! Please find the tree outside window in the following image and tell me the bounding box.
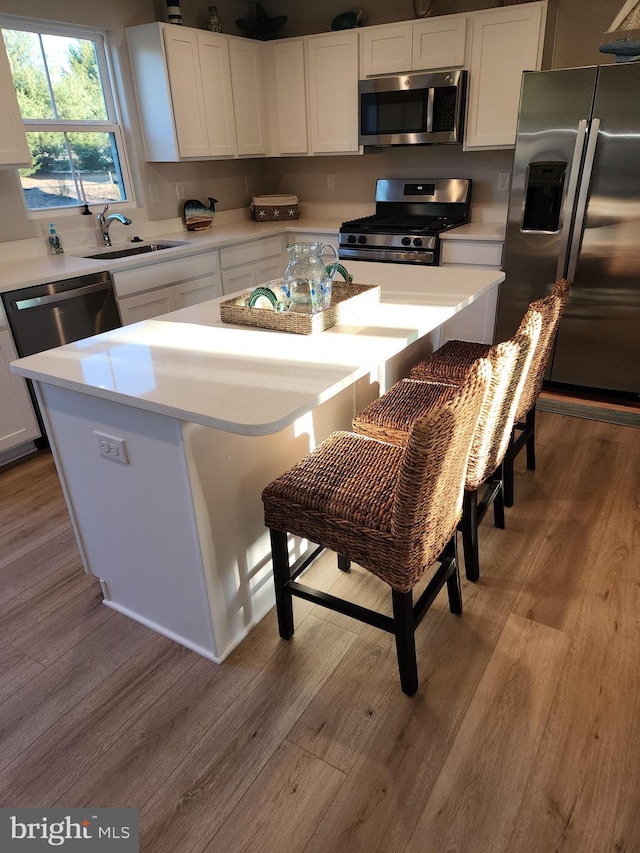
[2,24,131,212]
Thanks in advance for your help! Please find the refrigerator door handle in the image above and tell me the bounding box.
[566,117,600,283]
[555,119,588,281]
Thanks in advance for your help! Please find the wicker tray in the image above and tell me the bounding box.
[219,281,381,335]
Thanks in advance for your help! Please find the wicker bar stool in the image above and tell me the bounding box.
[262,359,491,696]
[352,311,541,582]
[410,279,570,506]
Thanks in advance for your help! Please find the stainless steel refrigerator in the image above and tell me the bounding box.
[495,63,640,396]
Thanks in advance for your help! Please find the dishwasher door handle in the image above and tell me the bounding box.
[13,281,113,311]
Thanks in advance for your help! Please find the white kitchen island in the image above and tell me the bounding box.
[12,263,504,662]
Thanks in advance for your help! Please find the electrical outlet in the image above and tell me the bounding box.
[95,431,129,465]
[498,172,511,193]
[148,183,160,204]
[245,176,253,193]
[327,174,336,191]
[175,182,185,200]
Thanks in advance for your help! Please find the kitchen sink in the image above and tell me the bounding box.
[81,240,190,260]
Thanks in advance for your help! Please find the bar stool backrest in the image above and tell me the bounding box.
[466,309,542,491]
[390,357,492,588]
[515,278,570,420]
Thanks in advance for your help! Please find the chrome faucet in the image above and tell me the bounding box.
[97,204,132,247]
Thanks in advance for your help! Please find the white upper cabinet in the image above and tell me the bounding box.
[163,26,211,159]
[228,38,267,156]
[359,16,466,77]
[127,23,266,161]
[307,31,359,154]
[272,39,308,155]
[412,16,467,71]
[198,31,237,157]
[465,1,548,149]
[359,24,412,77]
[0,31,31,167]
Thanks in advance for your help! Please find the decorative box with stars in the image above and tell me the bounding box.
[250,193,300,221]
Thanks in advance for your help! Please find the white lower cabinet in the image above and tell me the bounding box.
[440,286,499,346]
[118,288,176,325]
[440,239,503,269]
[440,237,503,344]
[0,329,39,453]
[289,231,339,247]
[220,235,286,295]
[118,274,222,324]
[113,251,222,324]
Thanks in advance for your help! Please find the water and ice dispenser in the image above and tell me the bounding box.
[522,162,567,233]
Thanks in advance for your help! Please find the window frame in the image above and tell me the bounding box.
[0,14,136,219]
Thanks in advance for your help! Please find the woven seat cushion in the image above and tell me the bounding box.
[263,431,403,536]
[352,380,457,446]
[410,340,492,383]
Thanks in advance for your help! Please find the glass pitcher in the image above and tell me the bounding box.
[282,242,339,314]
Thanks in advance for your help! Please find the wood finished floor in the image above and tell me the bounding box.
[1,410,639,852]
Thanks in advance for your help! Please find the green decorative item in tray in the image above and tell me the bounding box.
[219,281,381,335]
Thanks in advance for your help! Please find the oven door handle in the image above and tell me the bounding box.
[13,281,113,311]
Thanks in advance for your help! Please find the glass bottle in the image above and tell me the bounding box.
[207,6,223,32]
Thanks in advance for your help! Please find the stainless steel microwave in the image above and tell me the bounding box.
[359,69,467,146]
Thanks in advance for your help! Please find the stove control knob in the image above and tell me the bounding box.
[347,235,357,244]
[413,237,423,247]
[401,236,411,246]
[357,235,367,244]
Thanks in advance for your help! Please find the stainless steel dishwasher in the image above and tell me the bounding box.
[1,270,121,443]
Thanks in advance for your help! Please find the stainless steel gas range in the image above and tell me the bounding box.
[339,178,471,266]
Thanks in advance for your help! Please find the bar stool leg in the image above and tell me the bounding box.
[445,537,463,615]
[337,555,351,572]
[504,430,515,508]
[493,464,505,530]
[270,528,294,640]
[392,589,418,696]
[526,407,536,470]
[461,489,480,583]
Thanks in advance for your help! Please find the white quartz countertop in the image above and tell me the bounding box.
[0,217,341,294]
[12,264,504,436]
[439,222,506,241]
[0,216,505,294]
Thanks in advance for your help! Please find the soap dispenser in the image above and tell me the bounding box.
[48,223,64,255]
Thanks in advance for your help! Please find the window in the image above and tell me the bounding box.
[1,20,132,213]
